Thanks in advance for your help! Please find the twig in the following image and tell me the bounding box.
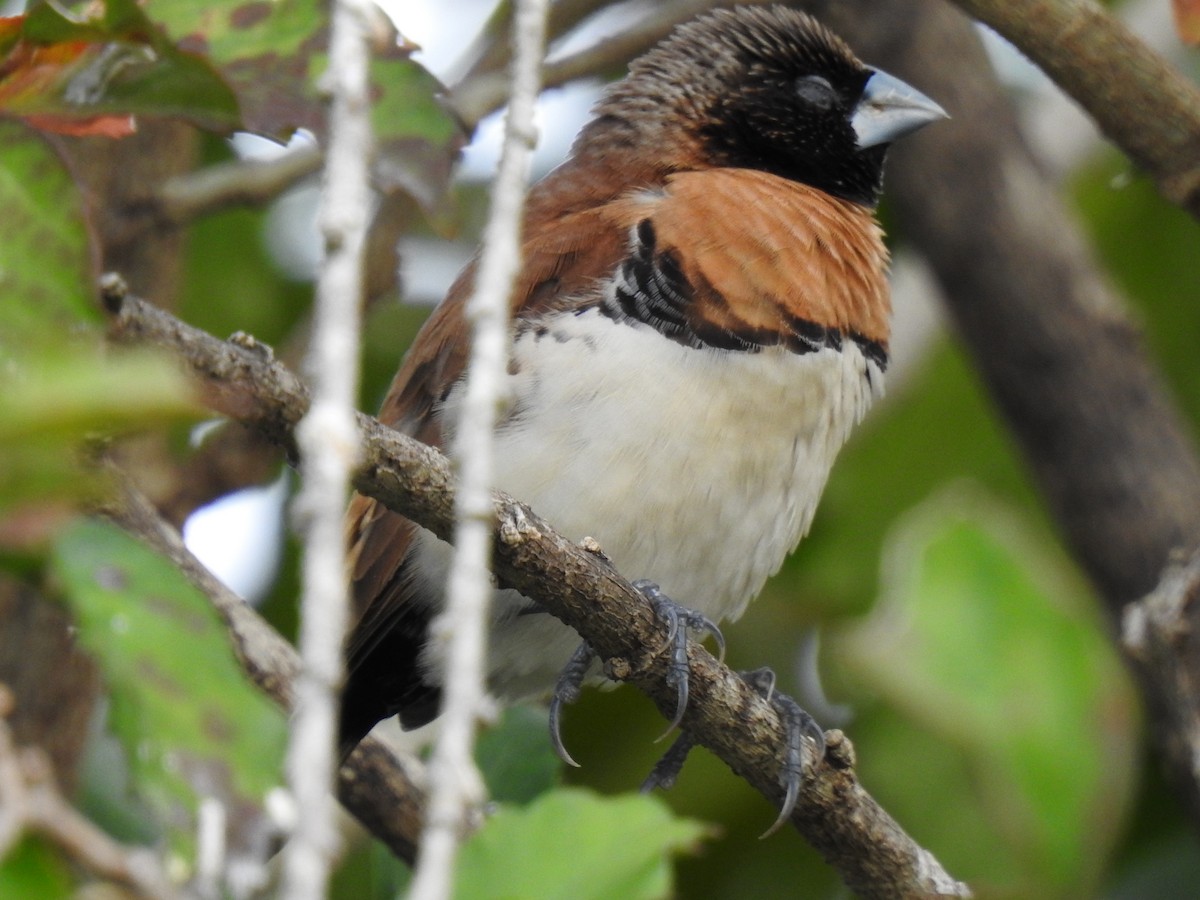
[280,0,374,893]
[452,0,757,128]
[1122,552,1200,814]
[102,282,970,898]
[151,144,323,227]
[0,686,179,899]
[449,0,620,86]
[409,2,549,898]
[947,0,1200,218]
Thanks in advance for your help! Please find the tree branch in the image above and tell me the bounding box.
[948,0,1200,218]
[101,279,969,897]
[811,0,1200,826]
[149,143,322,228]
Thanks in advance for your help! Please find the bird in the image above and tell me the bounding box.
[338,5,945,774]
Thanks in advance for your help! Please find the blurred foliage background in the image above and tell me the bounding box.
[1,0,1199,897]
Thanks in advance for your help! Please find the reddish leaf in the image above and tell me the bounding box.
[0,1,239,136]
[1174,0,1200,45]
[20,111,135,137]
[0,33,136,135]
[0,16,22,53]
[0,500,77,553]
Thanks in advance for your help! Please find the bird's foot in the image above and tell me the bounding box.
[743,666,825,837]
[642,666,825,839]
[633,579,725,740]
[547,580,723,766]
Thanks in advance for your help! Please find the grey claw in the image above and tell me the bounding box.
[741,667,824,839]
[655,664,689,742]
[549,641,595,768]
[548,694,581,768]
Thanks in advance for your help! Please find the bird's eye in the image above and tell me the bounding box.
[796,74,837,111]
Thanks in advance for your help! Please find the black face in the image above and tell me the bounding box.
[589,8,902,207]
[700,59,885,207]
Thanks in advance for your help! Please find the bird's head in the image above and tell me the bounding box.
[584,6,946,207]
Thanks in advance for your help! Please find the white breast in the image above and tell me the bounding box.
[415,308,883,701]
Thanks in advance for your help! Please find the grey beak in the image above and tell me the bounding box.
[850,69,948,150]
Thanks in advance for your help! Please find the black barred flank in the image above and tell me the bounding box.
[851,333,888,370]
[600,219,696,344]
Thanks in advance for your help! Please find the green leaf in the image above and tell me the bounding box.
[364,55,463,208]
[50,519,287,874]
[0,349,196,516]
[835,486,1138,896]
[0,120,95,346]
[456,788,711,900]
[332,838,412,898]
[145,0,464,209]
[145,0,323,140]
[0,837,73,899]
[178,203,313,344]
[0,350,195,442]
[476,704,561,805]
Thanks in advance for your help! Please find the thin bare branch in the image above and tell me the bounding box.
[280,0,375,890]
[449,0,615,85]
[151,144,323,227]
[410,1,549,897]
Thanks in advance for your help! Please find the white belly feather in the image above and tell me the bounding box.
[413,308,883,700]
